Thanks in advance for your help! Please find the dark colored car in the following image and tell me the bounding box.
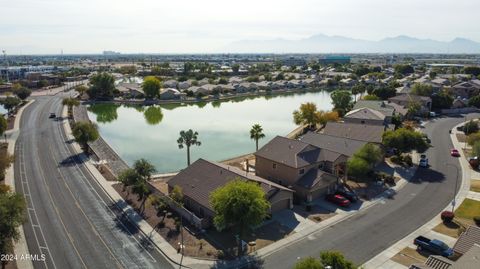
[335,189,358,202]
[325,194,351,207]
[414,236,453,257]
[49,113,56,118]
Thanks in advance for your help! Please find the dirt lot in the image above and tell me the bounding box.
[471,180,480,192]
[293,205,337,223]
[391,247,428,267]
[346,178,399,201]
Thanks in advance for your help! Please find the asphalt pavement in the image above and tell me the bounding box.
[261,114,478,269]
[14,94,173,269]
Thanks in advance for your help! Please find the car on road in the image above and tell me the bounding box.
[419,154,429,167]
[335,189,359,202]
[450,148,460,157]
[49,112,56,118]
[325,194,351,207]
[414,236,453,257]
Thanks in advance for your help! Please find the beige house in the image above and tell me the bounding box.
[254,136,348,202]
[167,159,294,228]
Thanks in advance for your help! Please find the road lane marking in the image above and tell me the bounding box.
[54,114,157,263]
[17,141,54,269]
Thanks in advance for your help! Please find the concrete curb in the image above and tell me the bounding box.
[60,106,212,268]
[362,120,473,269]
[4,100,35,269]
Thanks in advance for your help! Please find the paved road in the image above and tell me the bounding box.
[262,114,478,269]
[14,95,173,269]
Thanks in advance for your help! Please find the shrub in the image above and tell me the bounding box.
[463,120,479,135]
[216,250,225,259]
[390,155,402,164]
[441,211,455,223]
[403,154,413,166]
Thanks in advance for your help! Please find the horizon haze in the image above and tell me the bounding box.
[1,0,480,54]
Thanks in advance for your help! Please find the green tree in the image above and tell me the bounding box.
[143,106,163,125]
[293,102,322,129]
[354,143,383,165]
[75,85,88,97]
[468,95,480,108]
[473,141,480,157]
[463,66,480,77]
[467,132,480,146]
[411,83,433,96]
[142,76,162,99]
[133,158,156,180]
[15,87,32,100]
[351,84,366,102]
[463,120,479,135]
[394,64,414,76]
[250,124,265,151]
[383,128,429,154]
[231,64,240,74]
[0,116,7,137]
[177,129,201,166]
[118,168,139,195]
[71,121,99,150]
[319,251,357,269]
[294,257,323,269]
[2,97,21,113]
[169,185,184,205]
[62,97,80,116]
[431,92,453,110]
[372,85,396,100]
[347,157,371,179]
[87,72,116,99]
[362,94,380,101]
[0,189,26,269]
[330,90,353,116]
[210,179,270,256]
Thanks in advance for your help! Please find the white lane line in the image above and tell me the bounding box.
[55,115,156,263]
[17,142,52,269]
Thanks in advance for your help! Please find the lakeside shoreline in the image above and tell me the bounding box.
[78,88,317,176]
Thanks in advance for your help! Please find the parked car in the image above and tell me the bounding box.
[419,158,429,168]
[325,194,351,207]
[414,236,453,257]
[468,156,479,169]
[335,189,359,202]
[49,113,56,119]
[450,148,460,157]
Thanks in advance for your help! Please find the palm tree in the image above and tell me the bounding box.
[250,124,265,151]
[177,129,201,166]
[133,158,156,180]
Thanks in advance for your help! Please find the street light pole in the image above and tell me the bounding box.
[446,163,459,212]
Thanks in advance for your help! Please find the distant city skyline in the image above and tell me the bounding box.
[1,0,479,54]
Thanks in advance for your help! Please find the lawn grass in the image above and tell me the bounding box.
[470,180,480,193]
[455,198,480,219]
[433,198,480,238]
[391,247,428,267]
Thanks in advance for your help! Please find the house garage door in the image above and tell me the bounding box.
[270,199,290,213]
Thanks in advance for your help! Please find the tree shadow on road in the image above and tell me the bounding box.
[211,255,264,269]
[59,153,85,167]
[411,167,446,184]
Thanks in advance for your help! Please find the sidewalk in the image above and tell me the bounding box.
[4,100,35,269]
[62,102,420,268]
[363,120,473,269]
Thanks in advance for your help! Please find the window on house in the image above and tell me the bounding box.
[272,163,277,169]
[299,169,305,175]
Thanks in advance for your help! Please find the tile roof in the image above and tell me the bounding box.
[167,159,293,212]
[296,169,337,189]
[454,225,480,255]
[353,100,395,117]
[344,107,386,121]
[323,122,385,143]
[299,132,367,157]
[255,136,325,168]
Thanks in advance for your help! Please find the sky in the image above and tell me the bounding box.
[1,0,479,54]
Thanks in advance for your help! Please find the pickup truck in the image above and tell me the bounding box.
[414,236,453,257]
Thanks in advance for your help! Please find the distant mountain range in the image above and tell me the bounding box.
[223,34,480,54]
